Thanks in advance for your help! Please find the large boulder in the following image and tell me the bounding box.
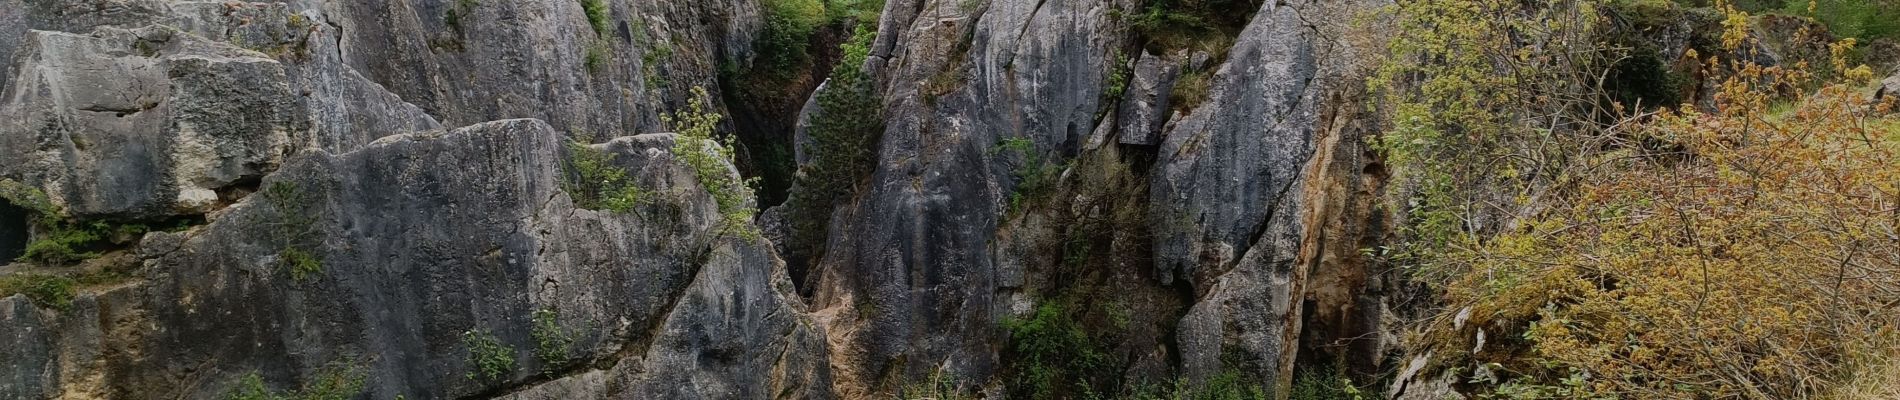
[0,26,306,220]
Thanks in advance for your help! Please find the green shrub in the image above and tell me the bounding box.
[783,27,883,260]
[992,137,1065,215]
[530,308,574,371]
[224,363,366,400]
[896,370,975,400]
[579,0,610,37]
[279,248,322,281]
[2,179,150,265]
[584,42,608,74]
[444,0,480,37]
[1003,301,1110,400]
[757,0,827,73]
[564,142,645,213]
[1287,367,1367,400]
[1104,51,1131,100]
[669,87,761,239]
[825,0,884,24]
[463,329,516,381]
[263,181,323,281]
[0,274,76,310]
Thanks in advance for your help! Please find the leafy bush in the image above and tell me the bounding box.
[531,307,575,371]
[1003,301,1111,400]
[669,87,761,239]
[463,329,516,381]
[564,142,645,213]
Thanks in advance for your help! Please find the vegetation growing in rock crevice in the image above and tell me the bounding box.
[463,328,517,382]
[723,0,885,211]
[263,181,324,281]
[0,180,166,266]
[1128,0,1260,53]
[563,142,645,213]
[670,87,762,239]
[225,362,367,400]
[0,274,75,310]
[530,307,575,372]
[781,28,883,272]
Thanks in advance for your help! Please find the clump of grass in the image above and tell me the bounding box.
[0,274,76,310]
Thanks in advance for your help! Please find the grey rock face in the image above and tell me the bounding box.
[1880,72,1900,101]
[0,119,831,399]
[0,26,305,219]
[796,0,1390,394]
[0,0,170,91]
[1117,51,1189,146]
[800,0,1138,393]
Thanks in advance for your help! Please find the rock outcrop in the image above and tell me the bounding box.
[3,0,1409,397]
[1,119,831,399]
[791,0,1392,394]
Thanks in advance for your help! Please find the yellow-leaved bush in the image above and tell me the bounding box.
[1420,18,1900,399]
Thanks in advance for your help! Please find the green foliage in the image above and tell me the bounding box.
[463,329,516,382]
[0,274,76,310]
[1105,51,1132,100]
[1003,301,1111,400]
[669,87,761,239]
[1121,370,1269,400]
[564,142,645,213]
[280,248,321,281]
[992,137,1065,214]
[783,27,885,260]
[443,0,480,38]
[2,179,152,265]
[1130,0,1260,51]
[579,0,610,37]
[896,370,976,400]
[1287,367,1367,400]
[824,0,885,24]
[21,225,101,265]
[264,181,323,281]
[530,308,574,371]
[757,0,827,73]
[1782,0,1900,41]
[584,42,609,74]
[224,364,366,400]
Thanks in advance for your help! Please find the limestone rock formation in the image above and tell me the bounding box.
[1,119,831,399]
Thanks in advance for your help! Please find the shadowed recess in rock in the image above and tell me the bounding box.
[0,202,23,262]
